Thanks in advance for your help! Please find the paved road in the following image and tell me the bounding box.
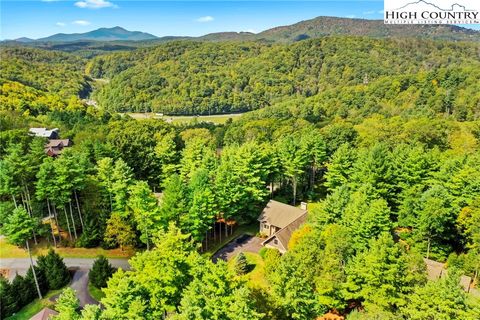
[0,258,129,307]
[212,235,263,262]
[0,258,130,279]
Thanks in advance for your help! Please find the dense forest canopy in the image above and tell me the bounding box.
[84,37,480,115]
[0,26,480,319]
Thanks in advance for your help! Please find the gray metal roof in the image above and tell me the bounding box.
[257,200,307,229]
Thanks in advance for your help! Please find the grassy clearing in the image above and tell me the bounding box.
[203,223,258,258]
[5,288,64,320]
[227,252,269,289]
[88,282,105,302]
[125,112,243,124]
[0,238,135,259]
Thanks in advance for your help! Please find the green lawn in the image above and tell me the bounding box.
[203,223,258,258]
[228,252,269,289]
[5,288,64,320]
[125,112,243,125]
[0,238,135,259]
[88,282,105,302]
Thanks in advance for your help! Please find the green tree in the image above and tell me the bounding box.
[80,304,103,320]
[111,158,133,213]
[25,265,49,296]
[1,206,43,299]
[154,130,179,182]
[215,142,272,223]
[11,274,34,308]
[37,249,70,290]
[54,288,80,320]
[343,233,426,312]
[350,144,394,205]
[277,134,310,205]
[0,276,18,318]
[400,271,472,320]
[89,255,115,289]
[1,206,37,246]
[127,181,160,250]
[104,212,136,250]
[415,185,457,259]
[182,169,217,243]
[324,143,356,191]
[341,189,392,252]
[174,260,262,319]
[102,225,197,319]
[158,174,189,227]
[179,128,216,181]
[234,252,248,275]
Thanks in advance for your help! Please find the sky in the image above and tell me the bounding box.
[1,0,479,40]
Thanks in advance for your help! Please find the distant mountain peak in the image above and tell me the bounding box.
[36,26,158,42]
[14,37,35,43]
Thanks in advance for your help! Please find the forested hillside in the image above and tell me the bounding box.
[0,47,90,97]
[256,16,480,42]
[1,25,480,320]
[87,37,480,116]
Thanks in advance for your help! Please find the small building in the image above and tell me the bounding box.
[45,139,72,157]
[29,128,59,139]
[29,307,58,320]
[258,200,307,253]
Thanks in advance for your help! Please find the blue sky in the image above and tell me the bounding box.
[1,0,479,40]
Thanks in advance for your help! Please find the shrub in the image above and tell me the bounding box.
[258,247,268,259]
[89,255,115,288]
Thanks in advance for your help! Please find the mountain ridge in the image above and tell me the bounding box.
[36,26,158,42]
[4,16,480,45]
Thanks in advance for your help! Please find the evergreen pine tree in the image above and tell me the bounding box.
[11,274,34,308]
[234,252,248,275]
[25,265,49,295]
[89,255,115,289]
[0,276,18,318]
[37,249,70,290]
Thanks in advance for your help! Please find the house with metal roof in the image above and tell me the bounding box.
[258,200,307,253]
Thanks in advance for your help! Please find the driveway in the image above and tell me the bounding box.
[0,258,129,307]
[212,235,263,262]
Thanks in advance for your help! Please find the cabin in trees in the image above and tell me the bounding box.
[258,200,307,253]
[45,139,72,157]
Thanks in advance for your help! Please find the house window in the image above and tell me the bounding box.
[273,239,278,245]
[264,223,269,229]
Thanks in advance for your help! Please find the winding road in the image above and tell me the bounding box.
[0,258,130,306]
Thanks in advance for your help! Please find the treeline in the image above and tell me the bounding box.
[1,95,480,319]
[0,117,323,250]
[87,38,480,116]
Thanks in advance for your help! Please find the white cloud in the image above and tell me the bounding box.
[196,16,214,23]
[56,22,66,27]
[346,15,357,19]
[73,20,91,26]
[74,0,117,9]
[363,10,376,15]
[378,10,385,14]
